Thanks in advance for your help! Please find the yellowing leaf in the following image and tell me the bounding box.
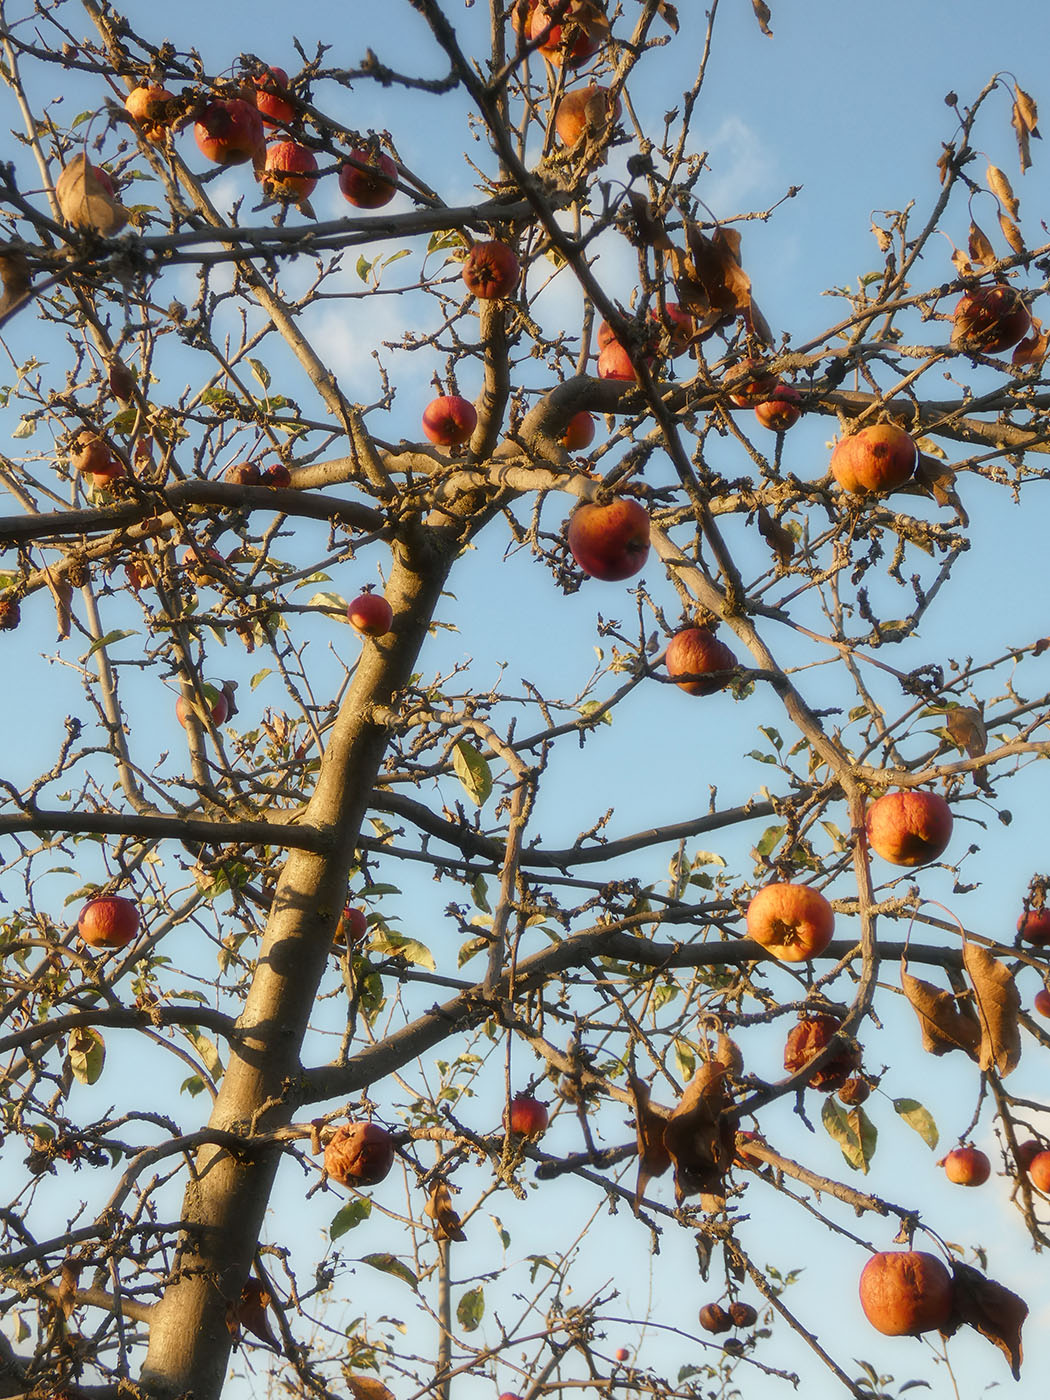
[452,740,492,807]
[67,1026,105,1085]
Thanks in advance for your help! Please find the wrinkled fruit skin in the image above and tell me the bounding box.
[831,423,918,495]
[78,894,140,949]
[252,66,295,126]
[422,395,477,447]
[224,461,261,485]
[72,430,120,478]
[505,1093,549,1137]
[943,1145,991,1186]
[698,1303,732,1334]
[339,149,397,208]
[1028,1150,1050,1193]
[324,1122,395,1186]
[865,790,952,867]
[754,384,802,431]
[1018,909,1050,947]
[728,1302,758,1328]
[194,98,264,165]
[264,141,318,201]
[746,882,834,963]
[567,498,650,581]
[858,1251,954,1337]
[837,1077,870,1106]
[561,411,596,451]
[951,285,1031,354]
[665,627,736,697]
[462,241,520,300]
[783,1014,860,1092]
[347,593,394,637]
[554,84,621,147]
[125,84,176,141]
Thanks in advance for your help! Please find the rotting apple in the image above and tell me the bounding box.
[124,84,177,142]
[78,894,140,949]
[1018,909,1050,947]
[951,284,1031,355]
[193,97,264,166]
[0,598,20,631]
[324,1122,395,1186]
[698,1304,732,1335]
[347,593,394,637]
[71,429,120,478]
[858,1251,954,1337]
[181,544,224,588]
[830,423,918,495]
[783,1013,860,1092]
[865,789,952,867]
[941,1145,991,1186]
[554,84,621,148]
[422,395,477,447]
[505,1093,549,1137]
[262,463,292,487]
[224,460,261,485]
[1028,1150,1050,1193]
[263,140,318,201]
[838,1077,870,1106]
[647,302,694,357]
[462,240,520,300]
[753,384,802,432]
[175,684,229,729]
[665,626,736,696]
[1034,988,1050,1017]
[251,66,296,126]
[561,410,596,451]
[339,148,398,208]
[524,1,606,67]
[746,882,835,963]
[728,1302,758,1328]
[567,498,650,581]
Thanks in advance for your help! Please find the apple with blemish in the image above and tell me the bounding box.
[754,385,802,431]
[665,627,736,697]
[554,84,621,147]
[193,98,264,165]
[941,1145,991,1186]
[858,1251,954,1337]
[324,1122,395,1186]
[865,790,952,867]
[831,423,918,495]
[462,241,520,300]
[567,498,650,581]
[423,395,477,447]
[251,66,295,126]
[339,149,397,208]
[124,84,176,142]
[522,1,606,67]
[951,285,1031,354]
[224,461,261,485]
[263,141,318,201]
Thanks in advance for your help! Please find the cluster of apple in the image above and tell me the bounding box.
[698,1300,759,1335]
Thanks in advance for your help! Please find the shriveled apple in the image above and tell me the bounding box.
[324,1122,395,1186]
[462,241,520,300]
[951,285,1031,354]
[865,790,952,867]
[554,84,621,148]
[783,1013,860,1092]
[830,423,918,495]
[858,1250,954,1337]
[664,627,736,696]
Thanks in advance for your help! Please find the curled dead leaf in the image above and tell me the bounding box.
[663,1061,734,1205]
[900,960,980,1061]
[425,1179,466,1242]
[228,1276,280,1351]
[967,221,997,269]
[0,244,31,320]
[962,939,1021,1076]
[1012,317,1048,369]
[998,211,1025,256]
[750,0,773,36]
[913,455,968,524]
[948,1262,1027,1380]
[347,1377,396,1400]
[944,706,987,758]
[757,507,795,565]
[628,1068,671,1211]
[986,164,1019,219]
[56,154,129,236]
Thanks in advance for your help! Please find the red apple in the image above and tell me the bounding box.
[324,1122,395,1186]
[1034,988,1050,1017]
[193,98,264,165]
[561,411,596,450]
[71,430,120,478]
[865,790,952,867]
[347,593,394,637]
[88,162,117,198]
[462,241,520,300]
[252,66,296,127]
[505,1093,549,1136]
[614,1348,630,1363]
[723,358,778,407]
[554,85,621,148]
[951,285,1031,354]
[783,1014,860,1092]
[1029,1150,1050,1193]
[524,1,606,67]
[830,423,918,495]
[746,883,835,963]
[858,1251,954,1337]
[175,684,229,728]
[124,84,176,142]
[262,463,292,487]
[181,544,224,587]
[263,141,318,201]
[665,627,736,696]
[596,318,618,350]
[224,461,261,485]
[753,385,802,431]
[1016,1139,1044,1173]
[1018,909,1050,947]
[597,339,650,382]
[339,149,398,208]
[567,498,650,581]
[422,395,477,447]
[78,894,140,949]
[941,1145,991,1186]
[647,302,695,357]
[334,905,368,946]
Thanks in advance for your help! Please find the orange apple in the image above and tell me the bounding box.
[830,424,918,495]
[193,98,264,165]
[665,627,736,696]
[504,1093,549,1136]
[462,241,520,299]
[554,84,621,147]
[1029,1150,1050,1192]
[524,1,606,67]
[941,1145,991,1186]
[124,84,176,141]
[753,385,802,431]
[561,411,595,450]
[71,430,120,478]
[324,1122,395,1186]
[746,883,835,963]
[1033,988,1050,1017]
[1018,909,1050,947]
[251,66,296,126]
[263,141,318,201]
[422,395,477,447]
[347,593,394,637]
[858,1251,954,1337]
[865,790,952,867]
[951,285,1031,354]
[567,498,650,580]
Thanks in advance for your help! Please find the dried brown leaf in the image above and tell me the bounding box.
[998,211,1025,256]
[937,143,954,186]
[229,1277,280,1351]
[347,1378,396,1400]
[757,507,795,564]
[0,245,31,320]
[663,1061,733,1204]
[967,221,997,269]
[750,0,773,37]
[944,706,987,758]
[656,1,679,33]
[1013,84,1040,136]
[622,192,672,251]
[913,455,968,525]
[950,247,973,276]
[56,154,129,236]
[1012,316,1048,369]
[425,1180,466,1241]
[629,1069,672,1210]
[58,1262,79,1318]
[683,223,751,315]
[986,164,1019,218]
[900,961,980,1060]
[949,1262,1027,1380]
[962,940,1021,1076]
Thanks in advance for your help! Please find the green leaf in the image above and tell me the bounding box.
[457,936,488,968]
[67,1027,105,1085]
[489,1214,510,1249]
[821,1098,877,1173]
[452,740,492,807]
[471,874,490,913]
[330,1198,372,1240]
[361,1254,418,1292]
[754,824,785,857]
[692,850,726,869]
[578,699,612,726]
[356,253,374,283]
[369,931,435,971]
[247,357,271,391]
[893,1097,939,1150]
[180,1075,205,1096]
[456,1285,485,1332]
[85,628,137,658]
[673,1037,695,1083]
[250,669,272,690]
[183,1027,224,1079]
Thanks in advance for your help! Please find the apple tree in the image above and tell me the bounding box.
[1,2,1050,1398]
